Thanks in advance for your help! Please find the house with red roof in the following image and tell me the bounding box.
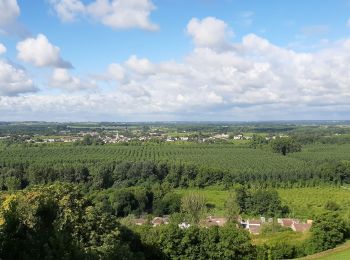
[245,219,262,235]
[291,222,312,232]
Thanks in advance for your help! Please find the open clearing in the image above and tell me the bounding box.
[175,187,350,218]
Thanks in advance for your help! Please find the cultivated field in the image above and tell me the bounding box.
[1,143,349,173]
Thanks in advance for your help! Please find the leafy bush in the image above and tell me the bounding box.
[309,212,348,253]
[235,187,289,217]
[0,183,146,259]
[324,200,341,211]
[154,192,181,216]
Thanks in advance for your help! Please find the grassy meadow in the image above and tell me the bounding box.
[300,240,350,259]
[175,186,350,219]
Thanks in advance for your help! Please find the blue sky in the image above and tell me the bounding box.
[0,0,350,121]
[14,0,350,64]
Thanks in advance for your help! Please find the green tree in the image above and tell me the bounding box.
[1,169,23,191]
[157,224,185,259]
[217,223,256,259]
[198,226,221,259]
[0,183,146,259]
[154,192,181,216]
[235,187,288,217]
[267,242,297,260]
[225,192,240,222]
[270,137,302,155]
[111,191,139,217]
[246,189,288,217]
[181,192,207,224]
[309,212,348,253]
[152,223,256,259]
[235,186,249,213]
[91,165,114,189]
[249,134,268,149]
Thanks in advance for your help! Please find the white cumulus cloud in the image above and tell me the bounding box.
[125,55,155,75]
[50,68,96,91]
[49,0,159,31]
[0,44,6,55]
[107,63,125,81]
[49,0,85,22]
[0,60,37,96]
[186,17,233,50]
[0,0,28,37]
[91,18,350,119]
[16,34,72,68]
[0,0,19,28]
[2,17,350,121]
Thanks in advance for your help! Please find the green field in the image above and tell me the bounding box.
[175,187,350,218]
[290,144,350,162]
[175,187,230,215]
[253,229,310,247]
[1,141,349,217]
[317,249,350,260]
[278,187,350,218]
[301,241,350,259]
[1,143,349,176]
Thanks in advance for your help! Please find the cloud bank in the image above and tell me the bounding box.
[1,17,350,120]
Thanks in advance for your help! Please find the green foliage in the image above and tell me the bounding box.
[1,123,350,259]
[235,186,249,213]
[247,189,289,217]
[139,223,256,260]
[177,187,350,219]
[255,228,311,259]
[278,187,350,219]
[181,192,207,224]
[270,137,302,155]
[154,192,181,216]
[249,134,268,149]
[0,143,349,189]
[266,242,299,259]
[0,168,23,191]
[325,201,341,211]
[75,134,104,146]
[217,223,257,259]
[91,187,154,217]
[307,240,350,260]
[225,192,240,222]
[260,222,291,235]
[309,212,348,253]
[235,187,288,217]
[0,183,146,259]
[112,191,139,217]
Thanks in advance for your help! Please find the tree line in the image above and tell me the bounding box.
[0,183,349,259]
[0,158,349,193]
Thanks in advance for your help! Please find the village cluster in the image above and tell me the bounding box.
[133,215,312,235]
[0,130,289,144]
